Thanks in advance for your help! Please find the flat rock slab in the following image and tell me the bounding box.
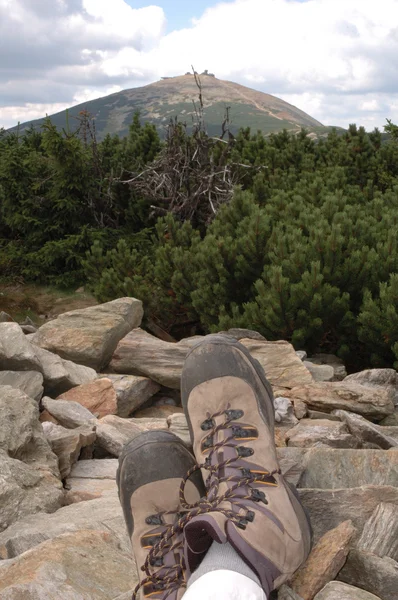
[283,382,394,419]
[0,323,43,372]
[0,451,64,533]
[33,345,97,396]
[303,362,334,382]
[299,486,398,544]
[99,373,160,416]
[335,410,398,449]
[0,495,129,559]
[96,415,167,456]
[58,378,118,418]
[33,297,143,370]
[345,368,398,405]
[65,477,118,502]
[338,549,398,600]
[314,582,382,600]
[290,520,356,600]
[42,397,97,429]
[69,459,118,479]
[0,386,58,474]
[0,529,137,599]
[286,419,358,449]
[357,502,398,562]
[0,370,43,402]
[298,448,398,489]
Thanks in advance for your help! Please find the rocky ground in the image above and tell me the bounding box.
[0,299,397,599]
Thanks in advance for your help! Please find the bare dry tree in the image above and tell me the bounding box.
[120,68,258,225]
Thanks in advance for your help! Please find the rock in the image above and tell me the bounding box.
[338,550,398,600]
[344,369,398,405]
[296,351,307,361]
[0,311,13,322]
[57,378,117,418]
[0,386,58,474]
[39,409,60,425]
[314,582,382,600]
[277,448,306,486]
[293,399,308,419]
[220,328,266,341]
[0,322,42,371]
[33,297,143,370]
[110,328,199,388]
[41,397,97,429]
[0,451,64,532]
[275,426,295,447]
[291,520,356,600]
[0,529,137,599]
[283,382,395,419]
[0,495,130,559]
[65,459,118,502]
[34,345,97,396]
[307,354,347,381]
[274,397,299,425]
[97,374,161,417]
[96,415,167,457]
[240,339,313,389]
[286,419,358,449]
[298,448,398,489]
[20,316,36,327]
[380,412,398,426]
[307,410,341,421]
[334,410,398,449]
[299,486,398,544]
[0,370,43,402]
[303,362,334,382]
[21,324,37,334]
[42,422,96,479]
[135,405,184,418]
[357,503,398,561]
[167,412,191,446]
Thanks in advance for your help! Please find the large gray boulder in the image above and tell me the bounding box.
[283,382,395,419]
[0,529,137,599]
[0,370,43,402]
[286,419,358,449]
[357,503,398,562]
[34,345,97,396]
[0,495,129,559]
[0,386,59,474]
[0,323,42,371]
[344,369,398,405]
[338,550,398,600]
[32,297,143,370]
[0,451,64,532]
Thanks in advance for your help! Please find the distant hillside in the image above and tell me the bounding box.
[9,73,333,140]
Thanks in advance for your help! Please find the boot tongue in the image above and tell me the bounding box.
[183,514,227,574]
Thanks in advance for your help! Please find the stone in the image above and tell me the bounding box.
[293,399,308,419]
[296,351,307,361]
[97,373,161,417]
[41,397,97,429]
[303,362,334,382]
[110,328,199,388]
[380,412,398,426]
[335,410,398,449]
[0,311,13,322]
[274,397,299,425]
[286,419,358,449]
[0,451,64,532]
[290,520,356,600]
[278,586,304,600]
[96,414,167,457]
[220,328,266,341]
[167,412,191,446]
[65,459,118,502]
[314,582,382,600]
[0,495,130,559]
[57,378,117,418]
[299,486,398,544]
[33,297,143,370]
[39,409,60,425]
[344,369,398,405]
[0,386,58,474]
[307,410,341,421]
[0,370,43,402]
[42,422,96,479]
[0,529,137,599]
[240,339,313,389]
[298,448,398,489]
[357,503,398,561]
[307,354,347,381]
[20,316,36,327]
[21,324,37,334]
[33,344,97,396]
[135,405,184,418]
[338,550,398,600]
[277,448,306,486]
[283,382,395,419]
[0,322,42,371]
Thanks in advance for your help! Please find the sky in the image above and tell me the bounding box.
[1,0,398,131]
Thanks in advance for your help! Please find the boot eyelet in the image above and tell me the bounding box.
[251,488,268,504]
[201,418,214,431]
[225,409,244,421]
[145,514,163,526]
[236,446,254,458]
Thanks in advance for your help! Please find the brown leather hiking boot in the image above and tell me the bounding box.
[180,334,312,594]
[117,430,204,600]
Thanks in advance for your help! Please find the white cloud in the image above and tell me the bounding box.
[2,0,398,130]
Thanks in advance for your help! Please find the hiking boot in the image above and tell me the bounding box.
[180,334,312,593]
[117,430,204,600]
